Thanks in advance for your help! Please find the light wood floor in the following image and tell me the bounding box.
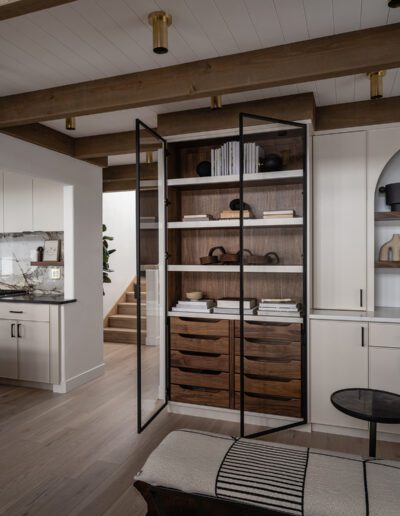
[1,343,400,515]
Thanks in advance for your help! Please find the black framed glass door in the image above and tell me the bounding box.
[239,112,308,438]
[136,119,168,433]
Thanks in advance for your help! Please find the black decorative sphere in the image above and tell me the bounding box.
[229,198,251,211]
[262,153,283,172]
[196,161,212,177]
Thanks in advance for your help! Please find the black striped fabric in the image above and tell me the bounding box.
[215,439,309,515]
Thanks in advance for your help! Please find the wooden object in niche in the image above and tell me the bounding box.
[379,234,400,261]
[375,211,400,221]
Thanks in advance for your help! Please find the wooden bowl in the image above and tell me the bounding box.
[186,291,203,301]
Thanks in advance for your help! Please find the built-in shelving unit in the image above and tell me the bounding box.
[168,310,302,323]
[168,217,303,229]
[375,211,400,221]
[167,264,303,273]
[375,261,400,268]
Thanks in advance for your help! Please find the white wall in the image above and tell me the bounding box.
[0,133,103,392]
[102,191,136,316]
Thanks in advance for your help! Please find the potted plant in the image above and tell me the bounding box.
[103,224,116,293]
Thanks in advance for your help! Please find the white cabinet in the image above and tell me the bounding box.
[3,171,33,233]
[313,132,367,310]
[311,319,368,429]
[18,321,50,383]
[33,178,63,231]
[0,172,4,233]
[0,319,18,379]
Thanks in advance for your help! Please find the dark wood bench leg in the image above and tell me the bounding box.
[134,481,159,516]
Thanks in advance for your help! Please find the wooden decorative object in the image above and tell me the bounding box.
[200,246,226,265]
[379,234,400,261]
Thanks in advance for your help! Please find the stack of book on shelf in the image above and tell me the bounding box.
[263,210,295,219]
[258,299,302,317]
[182,214,214,222]
[220,210,253,219]
[213,297,257,315]
[171,299,216,313]
[211,142,265,176]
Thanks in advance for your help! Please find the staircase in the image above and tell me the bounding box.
[104,279,146,344]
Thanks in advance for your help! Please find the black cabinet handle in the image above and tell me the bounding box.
[361,327,365,347]
[17,324,22,338]
[11,323,15,338]
[360,289,363,307]
[9,310,23,314]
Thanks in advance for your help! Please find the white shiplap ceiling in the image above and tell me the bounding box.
[0,0,399,137]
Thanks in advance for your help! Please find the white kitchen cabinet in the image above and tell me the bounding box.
[33,178,64,231]
[0,172,4,233]
[0,319,18,379]
[311,319,368,429]
[313,131,367,310]
[18,321,50,383]
[3,171,33,233]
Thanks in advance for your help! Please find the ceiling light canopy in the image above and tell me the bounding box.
[65,116,76,130]
[367,71,386,100]
[210,95,222,110]
[148,11,172,54]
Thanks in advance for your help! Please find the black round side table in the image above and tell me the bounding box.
[331,388,400,457]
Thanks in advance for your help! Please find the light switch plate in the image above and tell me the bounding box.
[49,268,61,280]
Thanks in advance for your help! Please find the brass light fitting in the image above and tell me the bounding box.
[148,11,172,54]
[65,116,76,130]
[367,71,386,100]
[210,95,222,110]
[146,151,153,164]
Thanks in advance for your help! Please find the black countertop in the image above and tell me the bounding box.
[0,294,77,305]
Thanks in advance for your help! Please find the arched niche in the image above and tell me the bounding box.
[375,148,400,307]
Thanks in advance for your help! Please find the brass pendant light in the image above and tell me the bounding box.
[65,116,76,130]
[148,11,172,54]
[146,151,153,164]
[367,71,386,100]
[210,95,222,110]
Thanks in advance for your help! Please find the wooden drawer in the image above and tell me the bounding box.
[234,393,301,417]
[0,303,50,322]
[235,374,301,398]
[369,323,400,349]
[171,334,229,355]
[234,338,300,360]
[235,320,301,341]
[171,367,229,390]
[235,356,301,379]
[171,350,229,372]
[170,317,229,337]
[171,384,229,408]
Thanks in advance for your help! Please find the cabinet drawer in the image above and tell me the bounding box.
[171,350,229,372]
[0,303,49,322]
[171,317,229,337]
[171,384,229,408]
[171,367,229,390]
[234,393,301,417]
[171,334,229,355]
[234,338,300,360]
[235,320,301,341]
[235,356,301,379]
[235,374,301,398]
[369,323,400,349]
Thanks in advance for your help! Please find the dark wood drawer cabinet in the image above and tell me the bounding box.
[235,374,301,398]
[234,338,300,360]
[234,356,301,379]
[171,367,229,390]
[171,384,229,408]
[171,350,229,372]
[171,334,229,355]
[171,317,229,337]
[234,393,301,417]
[235,320,301,341]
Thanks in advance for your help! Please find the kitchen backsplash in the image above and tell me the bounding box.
[0,232,64,294]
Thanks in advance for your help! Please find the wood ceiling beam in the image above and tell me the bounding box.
[103,164,157,182]
[0,0,76,21]
[1,23,399,127]
[74,131,160,159]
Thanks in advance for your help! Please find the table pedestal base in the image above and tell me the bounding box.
[369,422,377,458]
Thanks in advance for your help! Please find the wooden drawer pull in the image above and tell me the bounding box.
[178,367,223,376]
[178,334,222,341]
[179,384,221,393]
[245,356,293,364]
[178,317,223,324]
[246,321,291,327]
[179,350,222,358]
[244,373,293,382]
[245,392,296,402]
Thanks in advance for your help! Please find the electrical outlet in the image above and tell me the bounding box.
[49,268,61,280]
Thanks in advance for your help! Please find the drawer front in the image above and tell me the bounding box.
[235,320,301,341]
[171,384,229,408]
[171,317,229,337]
[369,323,400,349]
[0,303,49,322]
[171,334,229,355]
[234,338,300,360]
[171,367,229,390]
[235,374,301,398]
[234,393,301,417]
[235,356,301,379]
[171,350,229,372]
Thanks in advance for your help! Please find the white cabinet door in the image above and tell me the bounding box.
[18,321,50,383]
[0,172,4,233]
[3,171,33,233]
[311,319,368,429]
[313,132,367,310]
[0,320,18,378]
[33,178,64,231]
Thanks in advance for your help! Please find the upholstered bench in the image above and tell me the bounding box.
[134,429,400,516]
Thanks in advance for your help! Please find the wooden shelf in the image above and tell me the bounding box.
[168,311,303,323]
[168,264,303,273]
[168,217,303,229]
[167,170,303,189]
[375,211,400,221]
[375,261,400,268]
[31,261,64,266]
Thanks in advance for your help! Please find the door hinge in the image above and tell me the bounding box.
[164,199,171,207]
[165,252,171,260]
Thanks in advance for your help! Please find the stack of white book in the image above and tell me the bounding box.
[211,142,265,177]
[171,299,216,313]
[263,210,295,219]
[213,297,257,315]
[258,298,302,317]
[182,214,214,222]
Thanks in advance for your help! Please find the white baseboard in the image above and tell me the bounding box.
[53,363,105,393]
[311,423,400,443]
[0,377,53,391]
